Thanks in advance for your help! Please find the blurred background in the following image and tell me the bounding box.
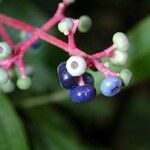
[0,0,150,149]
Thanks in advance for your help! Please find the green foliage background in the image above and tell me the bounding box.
[0,0,150,149]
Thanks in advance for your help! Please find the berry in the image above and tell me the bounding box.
[17,77,32,90]
[100,76,122,97]
[110,50,128,66]
[20,31,41,49]
[82,73,94,85]
[0,68,9,85]
[66,56,87,77]
[0,80,15,93]
[0,42,12,60]
[64,0,75,4]
[58,18,73,35]
[120,69,133,87]
[57,62,79,89]
[70,85,96,103]
[78,15,92,33]
[113,32,129,52]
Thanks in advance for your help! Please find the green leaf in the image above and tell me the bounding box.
[25,106,86,150]
[0,94,29,150]
[127,16,150,84]
[115,92,150,150]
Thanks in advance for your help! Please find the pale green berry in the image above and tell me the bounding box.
[20,31,26,40]
[110,50,128,66]
[64,0,75,4]
[17,77,32,90]
[58,18,73,35]
[0,42,12,60]
[0,68,9,84]
[112,32,129,51]
[120,69,133,87]
[0,80,15,93]
[78,15,92,33]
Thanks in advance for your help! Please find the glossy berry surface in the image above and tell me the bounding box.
[70,85,96,103]
[82,73,94,85]
[100,76,122,97]
[66,56,87,77]
[57,62,79,89]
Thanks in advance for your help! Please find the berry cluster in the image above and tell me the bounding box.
[0,0,132,103]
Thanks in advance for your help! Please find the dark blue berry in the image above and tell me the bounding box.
[82,73,94,85]
[57,62,79,89]
[26,32,41,49]
[70,85,96,103]
[100,76,122,97]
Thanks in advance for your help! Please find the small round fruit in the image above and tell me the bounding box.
[0,42,12,60]
[113,32,129,51]
[100,76,122,97]
[70,85,96,103]
[0,80,15,93]
[82,73,94,85]
[0,68,9,84]
[63,0,75,4]
[66,56,87,77]
[120,69,133,87]
[17,77,32,90]
[78,15,92,33]
[110,50,128,66]
[57,62,79,89]
[58,18,73,35]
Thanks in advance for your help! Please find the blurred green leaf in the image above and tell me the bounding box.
[127,16,150,84]
[115,91,150,150]
[25,106,87,150]
[0,94,29,150]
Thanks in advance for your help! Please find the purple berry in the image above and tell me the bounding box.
[70,85,96,103]
[57,62,79,89]
[82,73,94,85]
[100,76,122,97]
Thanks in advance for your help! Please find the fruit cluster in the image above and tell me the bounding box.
[57,37,132,103]
[0,0,132,103]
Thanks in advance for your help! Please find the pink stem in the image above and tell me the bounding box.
[92,44,116,59]
[68,32,76,50]
[0,24,14,46]
[0,2,119,77]
[78,76,85,86]
[68,19,79,50]
[16,58,26,78]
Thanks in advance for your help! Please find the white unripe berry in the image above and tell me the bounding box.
[66,56,87,77]
[78,15,92,33]
[0,68,9,84]
[0,42,12,60]
[58,18,73,35]
[110,50,128,66]
[113,32,129,51]
[63,0,75,4]
[120,69,133,87]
